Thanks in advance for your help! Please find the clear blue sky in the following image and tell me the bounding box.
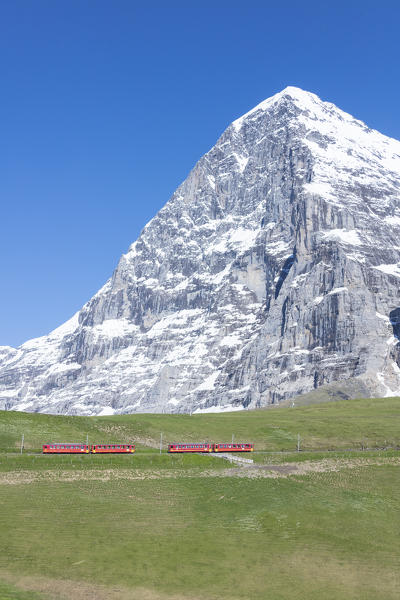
[1,0,400,347]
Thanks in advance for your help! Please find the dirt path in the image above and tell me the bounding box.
[0,456,399,485]
[0,571,207,600]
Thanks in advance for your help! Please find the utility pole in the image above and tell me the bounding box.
[160,432,163,455]
[20,434,24,454]
[232,434,235,444]
[297,433,300,452]
[86,433,89,446]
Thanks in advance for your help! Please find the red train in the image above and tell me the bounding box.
[168,443,253,453]
[213,443,253,452]
[91,444,135,453]
[42,443,135,454]
[168,443,211,453]
[42,442,253,454]
[43,443,89,453]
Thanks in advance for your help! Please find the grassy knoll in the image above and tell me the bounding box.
[250,448,400,463]
[0,399,399,598]
[0,452,230,472]
[1,396,400,452]
[0,460,399,599]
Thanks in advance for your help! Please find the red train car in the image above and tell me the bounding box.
[91,444,135,453]
[168,443,211,453]
[43,443,89,454]
[213,443,254,452]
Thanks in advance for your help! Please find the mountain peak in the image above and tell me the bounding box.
[231,86,322,131]
[1,90,400,415]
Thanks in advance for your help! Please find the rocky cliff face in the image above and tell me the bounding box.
[1,87,400,415]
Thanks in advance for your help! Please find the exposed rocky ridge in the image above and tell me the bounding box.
[1,86,400,415]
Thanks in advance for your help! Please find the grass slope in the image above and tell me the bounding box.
[1,398,399,599]
[0,461,399,599]
[0,396,399,452]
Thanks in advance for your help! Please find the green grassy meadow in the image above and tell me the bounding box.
[0,398,399,599]
[1,396,400,452]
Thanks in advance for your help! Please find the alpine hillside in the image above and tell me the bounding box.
[1,86,400,415]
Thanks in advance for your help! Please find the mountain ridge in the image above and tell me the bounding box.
[1,87,400,414]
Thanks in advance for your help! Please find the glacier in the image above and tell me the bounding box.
[1,86,400,415]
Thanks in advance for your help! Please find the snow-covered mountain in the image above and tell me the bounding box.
[1,86,400,415]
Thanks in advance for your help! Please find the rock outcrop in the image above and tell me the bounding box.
[1,87,400,414]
